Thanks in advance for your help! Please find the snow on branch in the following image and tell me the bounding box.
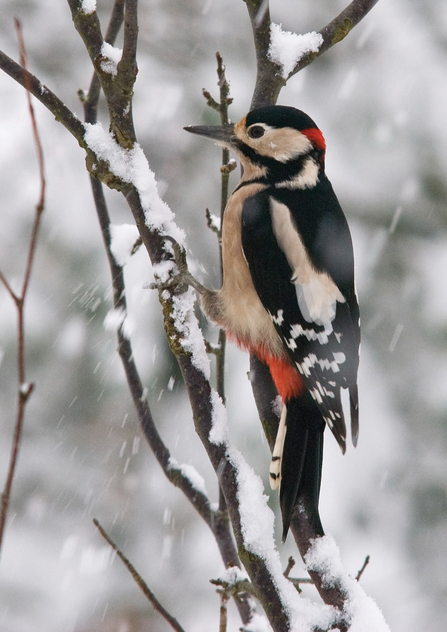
[228,447,338,632]
[103,306,134,339]
[80,0,97,15]
[268,24,323,78]
[170,287,211,379]
[84,122,185,245]
[209,388,347,630]
[109,223,140,266]
[305,536,391,632]
[168,458,207,496]
[100,41,123,76]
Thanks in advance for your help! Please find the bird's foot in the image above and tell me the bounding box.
[147,236,205,295]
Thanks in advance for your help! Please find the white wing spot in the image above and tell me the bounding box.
[287,338,297,350]
[270,309,284,325]
[296,353,344,375]
[332,352,346,365]
[289,322,331,345]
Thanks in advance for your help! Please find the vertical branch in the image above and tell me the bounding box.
[202,53,237,404]
[0,18,45,553]
[245,0,285,109]
[203,52,236,515]
[214,52,233,405]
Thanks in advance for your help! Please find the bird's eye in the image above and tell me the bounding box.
[248,125,265,139]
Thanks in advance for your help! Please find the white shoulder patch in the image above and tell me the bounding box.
[270,199,345,326]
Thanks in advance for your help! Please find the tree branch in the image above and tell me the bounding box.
[0,18,45,553]
[246,0,379,108]
[68,0,138,147]
[79,10,254,624]
[93,519,187,632]
[0,49,86,145]
[289,0,380,78]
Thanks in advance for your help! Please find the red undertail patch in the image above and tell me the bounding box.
[227,333,305,402]
[263,354,305,402]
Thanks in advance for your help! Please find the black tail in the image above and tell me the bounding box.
[278,391,326,542]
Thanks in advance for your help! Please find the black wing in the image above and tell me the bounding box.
[240,179,360,451]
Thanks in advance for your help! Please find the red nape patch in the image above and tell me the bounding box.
[302,127,326,152]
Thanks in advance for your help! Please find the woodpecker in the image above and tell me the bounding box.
[184,106,360,541]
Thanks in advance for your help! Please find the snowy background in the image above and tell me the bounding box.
[1,0,447,630]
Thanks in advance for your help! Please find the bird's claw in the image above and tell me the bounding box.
[147,236,205,295]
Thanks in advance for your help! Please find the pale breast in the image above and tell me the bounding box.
[217,184,284,357]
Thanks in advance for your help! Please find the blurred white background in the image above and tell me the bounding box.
[1,1,447,630]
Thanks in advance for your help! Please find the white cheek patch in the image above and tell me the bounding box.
[270,199,345,326]
[236,121,313,162]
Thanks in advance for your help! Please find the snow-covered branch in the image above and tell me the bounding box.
[245,0,379,108]
[0,0,387,630]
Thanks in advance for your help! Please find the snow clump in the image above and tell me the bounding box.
[268,24,323,78]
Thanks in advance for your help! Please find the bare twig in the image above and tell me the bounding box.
[0,18,45,553]
[210,576,256,632]
[283,556,314,594]
[93,519,187,632]
[203,51,235,558]
[0,49,86,145]
[202,51,233,404]
[219,590,229,632]
[283,556,296,578]
[356,555,370,581]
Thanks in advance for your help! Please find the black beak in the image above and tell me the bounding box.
[184,123,235,146]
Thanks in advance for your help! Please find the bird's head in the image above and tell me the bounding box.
[185,105,326,188]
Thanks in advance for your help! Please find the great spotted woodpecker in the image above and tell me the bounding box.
[185,106,360,541]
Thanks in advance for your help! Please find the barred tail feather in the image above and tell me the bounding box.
[269,404,287,490]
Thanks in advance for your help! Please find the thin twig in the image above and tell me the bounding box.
[283,556,296,578]
[355,555,370,581]
[0,18,45,553]
[0,48,86,144]
[203,51,233,405]
[219,590,229,632]
[204,51,234,525]
[93,519,187,632]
